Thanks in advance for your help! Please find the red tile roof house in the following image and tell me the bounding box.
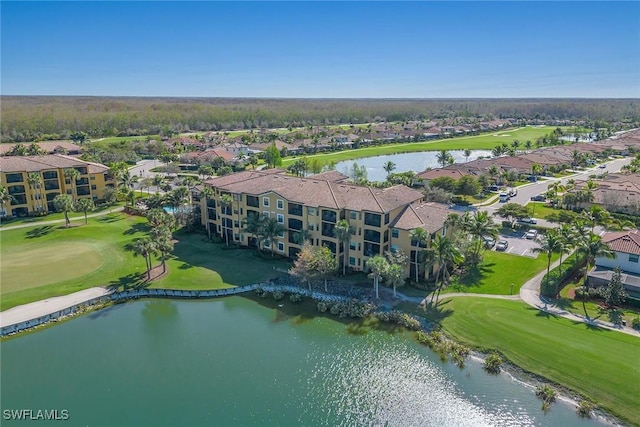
[415,167,475,186]
[492,156,535,175]
[588,229,640,300]
[0,141,84,156]
[572,173,640,215]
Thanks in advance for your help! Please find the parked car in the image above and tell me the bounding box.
[599,164,607,169]
[489,185,499,192]
[530,194,546,201]
[499,192,510,202]
[520,217,538,224]
[525,230,538,239]
[496,240,509,251]
[482,236,496,248]
[508,188,517,197]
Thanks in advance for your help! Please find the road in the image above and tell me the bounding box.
[478,156,633,228]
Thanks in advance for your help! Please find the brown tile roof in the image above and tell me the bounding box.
[204,169,422,212]
[0,155,107,173]
[417,168,472,180]
[308,170,349,182]
[390,202,454,232]
[0,141,83,155]
[602,230,640,255]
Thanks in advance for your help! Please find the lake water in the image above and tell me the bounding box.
[1,298,607,426]
[335,150,493,182]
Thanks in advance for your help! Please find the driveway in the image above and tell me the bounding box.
[492,229,540,258]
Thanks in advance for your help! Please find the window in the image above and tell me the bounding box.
[349,211,357,220]
[277,199,284,210]
[321,209,337,223]
[288,218,303,230]
[6,173,23,183]
[91,185,97,190]
[308,224,315,231]
[90,175,96,180]
[278,231,285,238]
[263,197,270,207]
[392,229,399,238]
[277,213,284,224]
[384,213,390,224]
[263,241,271,249]
[288,203,303,216]
[42,171,57,180]
[278,242,285,252]
[308,207,317,216]
[234,234,240,241]
[364,229,381,243]
[246,195,260,208]
[350,241,356,250]
[262,211,270,218]
[349,257,356,266]
[322,222,336,237]
[364,212,381,227]
[630,254,639,263]
[384,230,389,243]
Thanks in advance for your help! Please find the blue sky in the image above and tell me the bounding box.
[2,1,639,98]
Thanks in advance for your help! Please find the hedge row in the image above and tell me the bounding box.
[541,252,586,297]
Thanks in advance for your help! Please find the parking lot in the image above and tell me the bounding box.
[491,229,541,258]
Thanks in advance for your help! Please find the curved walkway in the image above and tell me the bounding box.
[519,259,640,337]
[0,206,125,231]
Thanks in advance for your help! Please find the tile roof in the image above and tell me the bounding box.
[0,141,83,155]
[308,170,349,182]
[0,155,108,173]
[390,202,454,232]
[602,229,640,255]
[417,168,473,180]
[204,169,423,212]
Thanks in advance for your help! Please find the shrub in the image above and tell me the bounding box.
[535,385,557,413]
[317,301,329,313]
[484,353,503,374]
[375,311,421,330]
[541,252,585,297]
[576,400,595,418]
[289,293,302,303]
[272,291,284,301]
[632,317,640,330]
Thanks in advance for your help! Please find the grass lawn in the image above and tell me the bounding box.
[0,203,124,228]
[447,250,559,295]
[0,214,290,310]
[281,126,560,167]
[556,284,640,325]
[0,213,149,310]
[89,135,161,144]
[527,202,559,220]
[434,297,640,426]
[150,236,290,290]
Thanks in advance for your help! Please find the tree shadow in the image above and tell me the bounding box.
[25,225,54,239]
[451,263,494,290]
[420,299,454,322]
[179,262,195,270]
[86,303,126,320]
[107,273,144,291]
[97,213,124,223]
[123,223,150,235]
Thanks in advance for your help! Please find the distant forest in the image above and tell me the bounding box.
[1,96,639,143]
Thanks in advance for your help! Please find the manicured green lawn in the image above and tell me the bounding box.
[0,214,290,310]
[0,213,149,310]
[447,250,559,295]
[150,237,289,289]
[0,203,124,228]
[435,297,640,426]
[557,285,640,325]
[527,202,559,220]
[282,126,560,166]
[89,134,161,144]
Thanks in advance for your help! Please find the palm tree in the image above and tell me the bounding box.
[436,150,454,168]
[463,148,472,163]
[242,214,267,253]
[53,194,74,227]
[75,198,95,224]
[409,227,428,283]
[219,193,233,246]
[140,177,154,195]
[383,161,396,180]
[556,224,576,285]
[384,263,405,298]
[64,168,80,202]
[171,186,190,215]
[259,217,286,258]
[487,165,499,185]
[132,237,157,280]
[464,210,499,258]
[430,234,463,305]
[366,255,388,299]
[152,175,164,194]
[27,172,44,213]
[530,163,543,181]
[0,185,16,217]
[200,187,215,240]
[533,229,563,295]
[334,219,354,275]
[581,205,611,234]
[151,228,174,274]
[576,233,615,317]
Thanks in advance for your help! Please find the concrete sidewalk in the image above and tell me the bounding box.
[0,287,113,328]
[519,258,640,337]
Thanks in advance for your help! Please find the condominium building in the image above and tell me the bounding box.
[200,169,454,280]
[0,155,113,217]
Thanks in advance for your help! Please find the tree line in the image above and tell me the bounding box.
[2,96,638,143]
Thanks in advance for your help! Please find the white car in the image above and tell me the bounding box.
[520,217,538,224]
[525,230,538,239]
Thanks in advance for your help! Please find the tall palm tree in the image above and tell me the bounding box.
[219,193,233,246]
[293,229,313,245]
[464,211,499,256]
[258,217,286,258]
[581,205,611,234]
[152,175,164,194]
[576,233,615,317]
[141,177,154,195]
[0,185,16,217]
[334,219,354,275]
[463,148,472,163]
[53,194,74,227]
[530,163,543,181]
[151,228,174,273]
[409,227,428,283]
[64,168,80,202]
[75,198,95,224]
[366,255,388,299]
[383,161,396,180]
[242,214,267,253]
[200,187,215,240]
[557,224,576,284]
[487,165,499,185]
[27,172,44,213]
[533,229,563,295]
[430,234,463,305]
[132,237,157,280]
[436,150,454,168]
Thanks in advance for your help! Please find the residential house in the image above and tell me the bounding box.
[588,229,640,300]
[0,155,112,217]
[0,141,83,156]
